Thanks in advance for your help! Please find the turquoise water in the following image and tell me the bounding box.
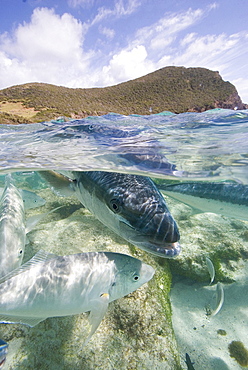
[0,109,248,369]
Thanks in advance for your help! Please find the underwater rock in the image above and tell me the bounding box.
[217,329,227,336]
[164,197,248,282]
[228,341,248,367]
[1,187,182,370]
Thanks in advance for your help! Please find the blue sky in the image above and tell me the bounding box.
[0,0,248,102]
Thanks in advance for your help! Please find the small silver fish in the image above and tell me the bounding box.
[205,257,215,285]
[0,250,155,344]
[19,189,46,209]
[0,339,8,368]
[211,282,224,316]
[39,170,181,258]
[0,188,46,210]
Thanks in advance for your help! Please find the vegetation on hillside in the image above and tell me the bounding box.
[0,111,32,124]
[0,66,245,124]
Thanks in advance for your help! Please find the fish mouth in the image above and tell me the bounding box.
[119,219,181,257]
[132,239,181,258]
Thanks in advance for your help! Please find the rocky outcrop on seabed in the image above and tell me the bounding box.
[165,197,248,283]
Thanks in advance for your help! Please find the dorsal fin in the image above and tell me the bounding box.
[0,250,57,284]
[4,174,13,187]
[0,174,15,200]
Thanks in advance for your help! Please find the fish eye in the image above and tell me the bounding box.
[19,249,23,255]
[110,198,121,213]
[157,204,165,213]
[133,274,140,281]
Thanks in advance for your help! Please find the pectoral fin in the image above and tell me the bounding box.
[26,206,64,234]
[84,293,110,346]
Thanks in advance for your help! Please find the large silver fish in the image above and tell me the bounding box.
[0,175,26,278]
[39,171,181,258]
[0,250,154,344]
[0,175,56,278]
[160,182,248,221]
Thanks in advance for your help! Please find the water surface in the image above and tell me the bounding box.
[1,109,247,184]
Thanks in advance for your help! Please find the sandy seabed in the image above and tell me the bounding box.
[171,267,248,369]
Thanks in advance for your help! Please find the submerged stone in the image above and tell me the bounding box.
[164,197,248,283]
[228,341,248,367]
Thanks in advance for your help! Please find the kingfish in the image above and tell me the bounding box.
[51,120,178,175]
[0,250,154,344]
[39,171,181,258]
[160,182,248,221]
[0,175,58,278]
[0,175,26,277]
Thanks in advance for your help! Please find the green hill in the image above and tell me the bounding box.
[0,66,245,124]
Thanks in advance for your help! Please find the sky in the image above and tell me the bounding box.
[0,0,248,102]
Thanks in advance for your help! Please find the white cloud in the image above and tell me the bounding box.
[134,7,205,53]
[173,33,237,68]
[100,45,154,85]
[0,8,94,87]
[91,0,141,25]
[68,0,94,7]
[114,0,141,16]
[167,31,248,79]
[99,26,115,40]
[2,8,87,61]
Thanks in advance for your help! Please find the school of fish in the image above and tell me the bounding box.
[0,250,154,344]
[1,170,242,367]
[0,171,170,365]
